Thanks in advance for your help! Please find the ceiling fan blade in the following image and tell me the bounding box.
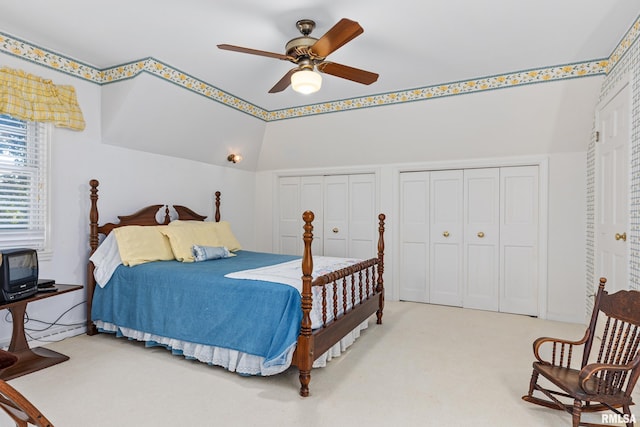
[311,18,364,58]
[268,68,298,93]
[217,44,291,61]
[317,62,378,85]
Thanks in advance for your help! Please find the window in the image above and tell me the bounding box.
[0,114,51,254]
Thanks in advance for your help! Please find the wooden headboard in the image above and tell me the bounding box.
[88,179,221,256]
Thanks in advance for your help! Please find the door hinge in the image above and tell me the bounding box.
[595,131,600,142]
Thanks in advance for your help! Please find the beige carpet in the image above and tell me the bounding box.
[2,301,635,427]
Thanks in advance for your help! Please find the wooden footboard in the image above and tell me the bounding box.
[294,211,385,397]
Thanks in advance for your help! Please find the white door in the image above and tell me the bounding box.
[596,83,630,292]
[348,174,376,260]
[499,166,539,315]
[399,171,430,302]
[323,174,376,258]
[278,176,323,255]
[430,170,464,307]
[463,168,500,311]
[399,166,541,312]
[300,176,324,256]
[278,176,302,255]
[322,175,349,257]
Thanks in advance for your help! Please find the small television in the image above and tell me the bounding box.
[0,248,38,302]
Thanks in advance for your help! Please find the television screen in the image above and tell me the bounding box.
[10,253,37,281]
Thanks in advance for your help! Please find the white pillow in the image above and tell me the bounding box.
[89,233,123,287]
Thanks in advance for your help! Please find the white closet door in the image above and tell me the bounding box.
[300,176,324,256]
[499,166,539,315]
[278,174,376,258]
[323,175,350,257]
[349,174,376,260]
[463,168,500,311]
[399,171,430,302]
[278,176,324,255]
[278,177,301,255]
[430,170,463,307]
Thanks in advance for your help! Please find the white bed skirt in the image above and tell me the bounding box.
[94,320,369,376]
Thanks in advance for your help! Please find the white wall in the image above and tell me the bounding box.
[0,52,258,347]
[546,151,587,322]
[258,78,601,169]
[101,73,267,171]
[257,77,602,323]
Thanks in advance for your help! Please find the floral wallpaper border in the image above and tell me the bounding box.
[2,13,639,121]
[265,60,606,121]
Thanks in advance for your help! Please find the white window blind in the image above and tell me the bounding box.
[0,114,50,252]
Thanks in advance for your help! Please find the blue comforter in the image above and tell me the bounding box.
[91,251,301,367]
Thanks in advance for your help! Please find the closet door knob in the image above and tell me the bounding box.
[477,231,485,238]
[442,231,450,237]
[332,227,339,233]
[615,232,627,242]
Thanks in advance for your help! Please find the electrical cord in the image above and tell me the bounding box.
[3,301,86,343]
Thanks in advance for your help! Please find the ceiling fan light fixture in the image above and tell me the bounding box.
[291,69,322,94]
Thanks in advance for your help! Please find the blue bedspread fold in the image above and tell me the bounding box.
[91,251,301,366]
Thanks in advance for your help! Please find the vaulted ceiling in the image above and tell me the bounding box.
[0,0,637,113]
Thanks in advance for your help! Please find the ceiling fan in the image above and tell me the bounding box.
[217,18,379,94]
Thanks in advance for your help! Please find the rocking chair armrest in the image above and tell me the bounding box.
[532,332,589,364]
[578,362,636,395]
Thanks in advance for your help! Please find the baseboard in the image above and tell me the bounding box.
[545,311,585,325]
[0,324,86,350]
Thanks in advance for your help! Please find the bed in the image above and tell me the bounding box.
[85,179,386,396]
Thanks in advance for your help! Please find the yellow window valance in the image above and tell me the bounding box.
[0,67,85,131]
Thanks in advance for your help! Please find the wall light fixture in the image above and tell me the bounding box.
[227,154,243,164]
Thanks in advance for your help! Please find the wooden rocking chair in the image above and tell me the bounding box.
[522,278,640,427]
[0,351,53,427]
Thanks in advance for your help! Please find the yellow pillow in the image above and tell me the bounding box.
[169,220,242,252]
[113,225,175,266]
[161,223,223,262]
[212,221,242,252]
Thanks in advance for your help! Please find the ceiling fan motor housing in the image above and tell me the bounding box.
[285,36,320,60]
[286,19,323,61]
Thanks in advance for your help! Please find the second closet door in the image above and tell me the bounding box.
[463,168,500,311]
[429,170,463,307]
[323,174,376,258]
[499,166,539,316]
[399,166,540,316]
[323,175,350,257]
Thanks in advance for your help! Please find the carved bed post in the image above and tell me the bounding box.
[87,179,100,336]
[376,213,385,325]
[298,210,315,397]
[214,191,221,222]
